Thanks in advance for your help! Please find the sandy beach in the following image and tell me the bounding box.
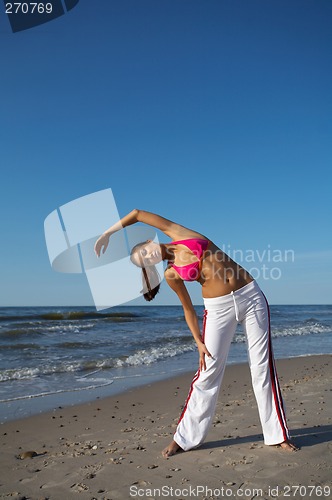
[0,354,331,500]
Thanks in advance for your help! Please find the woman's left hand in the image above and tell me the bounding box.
[94,233,110,257]
[197,342,212,371]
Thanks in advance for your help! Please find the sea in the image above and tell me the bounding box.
[0,305,331,423]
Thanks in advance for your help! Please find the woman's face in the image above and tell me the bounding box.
[134,240,162,267]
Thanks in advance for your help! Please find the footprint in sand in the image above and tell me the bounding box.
[40,480,65,489]
[70,482,89,492]
[16,450,47,460]
[254,461,283,478]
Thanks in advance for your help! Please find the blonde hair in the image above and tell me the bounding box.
[130,242,161,302]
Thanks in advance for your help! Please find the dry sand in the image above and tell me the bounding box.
[0,355,331,500]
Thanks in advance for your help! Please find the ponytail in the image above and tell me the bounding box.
[141,265,160,301]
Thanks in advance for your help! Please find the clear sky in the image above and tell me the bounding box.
[0,0,331,307]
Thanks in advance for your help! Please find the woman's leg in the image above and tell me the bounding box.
[240,284,291,446]
[171,304,238,452]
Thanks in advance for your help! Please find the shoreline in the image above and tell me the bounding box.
[1,351,329,425]
[0,354,331,499]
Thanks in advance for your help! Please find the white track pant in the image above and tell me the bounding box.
[174,280,290,450]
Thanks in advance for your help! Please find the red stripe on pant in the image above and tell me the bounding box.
[263,293,289,441]
[177,310,208,426]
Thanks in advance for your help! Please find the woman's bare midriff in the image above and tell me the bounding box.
[198,242,254,298]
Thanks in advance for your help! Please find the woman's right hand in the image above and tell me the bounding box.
[94,233,110,257]
[197,341,212,372]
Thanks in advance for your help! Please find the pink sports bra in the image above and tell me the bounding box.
[169,238,209,281]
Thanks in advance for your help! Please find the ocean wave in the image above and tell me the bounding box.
[273,323,331,337]
[0,366,42,381]
[230,322,330,339]
[114,344,196,367]
[54,341,88,349]
[0,379,114,403]
[0,343,41,351]
[43,322,95,333]
[0,322,96,338]
[0,310,142,323]
[0,329,42,339]
[0,342,196,382]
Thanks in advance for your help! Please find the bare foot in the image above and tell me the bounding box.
[275,440,299,451]
[162,440,181,458]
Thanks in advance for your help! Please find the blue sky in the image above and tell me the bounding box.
[0,0,331,306]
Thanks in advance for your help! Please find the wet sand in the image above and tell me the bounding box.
[0,355,331,499]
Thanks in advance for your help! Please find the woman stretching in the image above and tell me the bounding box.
[94,209,298,456]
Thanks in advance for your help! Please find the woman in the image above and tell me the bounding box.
[94,209,298,456]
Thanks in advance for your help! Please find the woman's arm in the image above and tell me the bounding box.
[95,208,173,256]
[165,269,212,371]
[95,209,206,257]
[103,209,181,237]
